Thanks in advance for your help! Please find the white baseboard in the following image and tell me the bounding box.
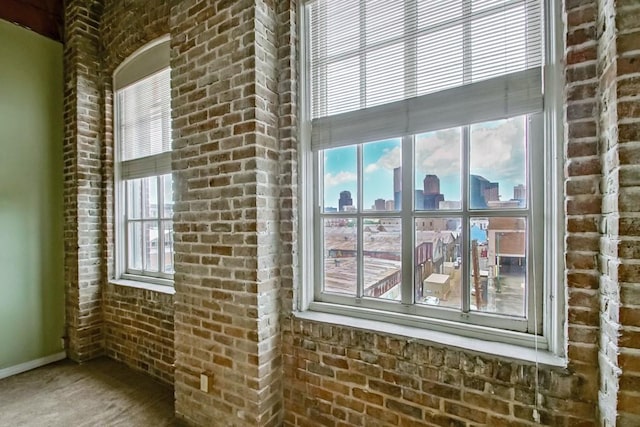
[0,351,67,380]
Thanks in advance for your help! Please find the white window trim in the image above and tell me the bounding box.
[113,35,174,287]
[297,0,566,360]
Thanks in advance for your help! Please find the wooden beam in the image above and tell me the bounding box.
[0,0,63,42]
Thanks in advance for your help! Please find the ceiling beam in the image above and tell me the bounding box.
[0,0,63,42]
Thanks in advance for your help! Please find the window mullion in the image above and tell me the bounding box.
[461,126,471,313]
[401,135,413,305]
[314,150,323,302]
[404,0,417,99]
[359,0,366,108]
[157,175,165,274]
[356,145,364,299]
[462,0,472,84]
[141,179,148,275]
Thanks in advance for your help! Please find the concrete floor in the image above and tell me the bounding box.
[0,357,181,427]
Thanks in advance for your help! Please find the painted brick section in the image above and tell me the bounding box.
[277,0,298,315]
[103,284,175,384]
[63,0,105,362]
[282,320,596,427]
[596,0,620,424]
[170,0,283,425]
[611,1,640,425]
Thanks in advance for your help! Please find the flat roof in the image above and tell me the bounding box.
[424,273,450,284]
[324,256,401,294]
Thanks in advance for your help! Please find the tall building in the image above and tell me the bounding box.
[374,198,386,211]
[385,199,395,211]
[415,190,425,210]
[470,174,499,208]
[423,174,440,195]
[338,190,353,212]
[513,184,526,201]
[393,166,402,210]
[423,174,444,210]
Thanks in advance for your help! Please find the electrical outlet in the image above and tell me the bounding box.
[200,374,209,392]
[60,338,65,349]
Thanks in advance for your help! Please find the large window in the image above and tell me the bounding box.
[114,37,173,284]
[303,0,559,349]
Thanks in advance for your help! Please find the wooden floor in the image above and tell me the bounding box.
[0,357,181,427]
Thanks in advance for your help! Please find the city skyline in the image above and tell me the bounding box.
[323,116,527,211]
[329,176,526,212]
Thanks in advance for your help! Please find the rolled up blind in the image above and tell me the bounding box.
[307,0,543,149]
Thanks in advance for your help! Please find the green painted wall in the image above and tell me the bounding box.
[0,19,65,369]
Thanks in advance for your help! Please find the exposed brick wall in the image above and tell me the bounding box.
[595,0,620,424]
[280,0,603,425]
[60,0,640,425]
[170,0,283,425]
[563,0,603,423]
[103,284,175,384]
[283,320,595,427]
[276,0,299,315]
[63,0,175,380]
[605,1,640,425]
[63,0,106,362]
[99,0,175,386]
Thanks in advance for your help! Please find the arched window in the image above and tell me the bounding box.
[114,36,173,285]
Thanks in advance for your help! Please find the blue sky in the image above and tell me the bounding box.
[323,117,527,210]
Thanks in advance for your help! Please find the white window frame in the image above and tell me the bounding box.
[298,0,565,356]
[113,36,173,287]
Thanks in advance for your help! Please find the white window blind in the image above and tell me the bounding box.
[117,68,172,165]
[307,0,543,149]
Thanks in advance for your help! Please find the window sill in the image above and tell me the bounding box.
[109,278,175,295]
[293,310,566,368]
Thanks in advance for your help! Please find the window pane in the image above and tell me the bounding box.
[469,116,527,209]
[144,221,160,273]
[416,25,463,96]
[365,0,403,45]
[363,219,401,300]
[326,57,360,116]
[415,218,462,309]
[323,218,357,296]
[472,0,511,13]
[469,217,527,317]
[127,179,143,219]
[162,173,173,219]
[162,220,174,274]
[418,0,462,29]
[471,3,527,82]
[119,68,171,161]
[415,127,462,210]
[366,42,404,108]
[127,221,142,271]
[325,1,359,57]
[323,146,357,213]
[363,139,401,212]
[142,176,159,219]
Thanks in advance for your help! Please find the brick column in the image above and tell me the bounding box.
[276,0,298,314]
[171,1,283,425]
[596,0,620,424]
[604,2,640,425]
[63,0,105,361]
[563,0,601,417]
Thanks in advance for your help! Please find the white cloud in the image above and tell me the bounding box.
[325,171,357,187]
[415,128,461,177]
[413,118,526,187]
[364,146,401,174]
[470,117,526,185]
